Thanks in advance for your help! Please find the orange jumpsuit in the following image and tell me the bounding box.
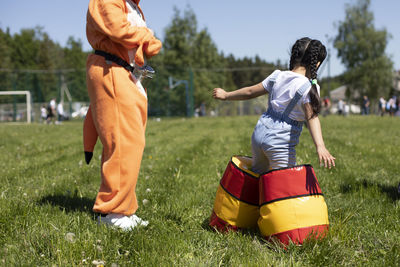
[84,0,161,215]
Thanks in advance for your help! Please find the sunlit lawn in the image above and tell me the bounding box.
[0,115,399,266]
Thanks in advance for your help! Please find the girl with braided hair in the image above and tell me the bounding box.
[213,37,335,172]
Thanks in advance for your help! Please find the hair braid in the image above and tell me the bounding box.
[293,38,327,118]
[307,42,322,116]
[289,43,301,70]
[289,37,311,70]
[309,43,320,80]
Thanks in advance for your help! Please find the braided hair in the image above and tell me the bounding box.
[289,37,327,117]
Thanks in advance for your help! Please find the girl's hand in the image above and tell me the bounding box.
[316,146,336,169]
[213,88,228,100]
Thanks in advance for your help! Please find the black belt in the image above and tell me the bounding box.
[94,50,134,73]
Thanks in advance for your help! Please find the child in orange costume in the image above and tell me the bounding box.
[84,0,161,230]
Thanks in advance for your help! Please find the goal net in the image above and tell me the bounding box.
[0,91,32,123]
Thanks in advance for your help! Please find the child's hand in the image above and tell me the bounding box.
[316,146,336,169]
[213,88,227,100]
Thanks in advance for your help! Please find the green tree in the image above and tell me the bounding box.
[149,6,225,116]
[159,6,198,116]
[0,28,13,100]
[7,28,41,102]
[162,7,197,69]
[7,27,61,102]
[11,28,40,69]
[0,28,12,70]
[63,37,89,102]
[334,0,393,101]
[191,28,226,110]
[0,27,90,103]
[225,55,275,89]
[149,5,282,116]
[35,27,60,102]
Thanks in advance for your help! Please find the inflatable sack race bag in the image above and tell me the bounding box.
[210,156,329,246]
[209,156,260,231]
[258,164,329,245]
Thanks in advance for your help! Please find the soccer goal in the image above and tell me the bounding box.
[0,91,32,123]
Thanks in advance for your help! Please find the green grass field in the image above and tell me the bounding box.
[0,115,399,266]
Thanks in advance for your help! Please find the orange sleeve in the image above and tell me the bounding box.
[135,38,162,65]
[88,0,154,50]
[144,38,162,58]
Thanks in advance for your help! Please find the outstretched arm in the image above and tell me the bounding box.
[213,83,266,101]
[304,103,336,168]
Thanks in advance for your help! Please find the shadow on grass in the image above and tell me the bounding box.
[201,217,284,251]
[340,179,400,201]
[38,194,95,215]
[201,217,214,232]
[201,217,260,238]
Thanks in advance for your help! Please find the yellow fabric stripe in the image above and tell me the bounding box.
[231,156,259,177]
[258,195,329,236]
[213,186,259,228]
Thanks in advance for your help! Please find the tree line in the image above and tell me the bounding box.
[0,0,395,116]
[0,7,281,116]
[0,26,88,103]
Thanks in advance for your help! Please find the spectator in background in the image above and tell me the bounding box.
[344,101,350,116]
[46,98,57,124]
[200,102,206,116]
[40,105,48,123]
[379,97,386,116]
[387,96,396,117]
[337,99,344,115]
[322,96,331,117]
[362,95,370,115]
[56,101,64,124]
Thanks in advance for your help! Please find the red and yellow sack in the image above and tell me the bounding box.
[258,165,329,245]
[209,156,260,231]
[210,156,329,246]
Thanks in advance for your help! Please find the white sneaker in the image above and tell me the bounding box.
[129,214,149,227]
[97,213,138,231]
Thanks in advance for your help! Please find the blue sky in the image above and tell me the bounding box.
[0,0,399,77]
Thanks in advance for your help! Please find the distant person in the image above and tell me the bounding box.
[387,97,396,117]
[379,97,386,116]
[40,105,48,123]
[337,99,344,115]
[200,102,206,116]
[362,95,370,115]
[46,98,56,124]
[84,0,162,230]
[322,96,331,116]
[213,37,335,172]
[344,101,350,116]
[194,107,200,117]
[56,101,65,124]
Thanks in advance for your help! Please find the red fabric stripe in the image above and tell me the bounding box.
[209,211,239,232]
[260,165,322,204]
[220,160,259,205]
[265,224,329,245]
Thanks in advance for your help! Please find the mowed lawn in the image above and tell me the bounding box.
[0,115,399,266]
